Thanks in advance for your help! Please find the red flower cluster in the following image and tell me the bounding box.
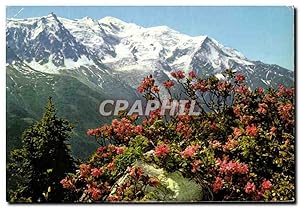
[257,103,268,114]
[235,73,245,82]
[137,75,155,93]
[233,106,241,117]
[257,87,264,95]
[233,128,242,138]
[277,84,294,97]
[180,145,199,159]
[192,80,208,92]
[87,125,113,137]
[261,179,272,191]
[127,166,143,178]
[246,124,258,137]
[188,70,197,79]
[91,167,104,177]
[64,71,294,202]
[163,80,175,89]
[223,138,238,151]
[218,159,249,175]
[177,114,192,123]
[151,85,160,93]
[111,118,140,138]
[212,177,223,193]
[244,182,256,194]
[176,122,193,138]
[235,85,249,94]
[277,102,293,122]
[154,143,170,157]
[217,81,231,92]
[115,146,125,154]
[171,70,185,79]
[96,144,125,158]
[87,184,102,200]
[107,160,115,171]
[60,177,75,189]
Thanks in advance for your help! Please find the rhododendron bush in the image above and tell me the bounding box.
[61,69,295,202]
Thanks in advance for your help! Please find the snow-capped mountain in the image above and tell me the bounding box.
[6,14,294,159]
[7,13,294,90]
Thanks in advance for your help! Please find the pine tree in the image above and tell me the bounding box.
[8,97,76,202]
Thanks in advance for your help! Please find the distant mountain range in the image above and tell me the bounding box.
[6,13,294,159]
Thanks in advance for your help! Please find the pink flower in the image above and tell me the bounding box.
[212,177,223,193]
[223,138,238,151]
[176,122,193,138]
[151,85,160,93]
[127,166,143,178]
[218,160,248,174]
[107,161,115,171]
[188,71,197,79]
[257,87,264,95]
[88,186,102,200]
[97,146,107,154]
[137,85,145,93]
[181,145,198,158]
[91,167,104,177]
[134,125,143,134]
[137,75,155,93]
[244,182,256,194]
[257,103,268,114]
[60,178,74,189]
[154,144,170,157]
[233,128,242,138]
[171,70,185,79]
[217,81,230,91]
[87,129,94,136]
[163,80,175,89]
[235,73,245,82]
[115,146,125,154]
[238,163,249,174]
[111,118,136,138]
[86,128,101,136]
[277,102,293,121]
[246,124,258,137]
[235,85,249,94]
[233,106,241,116]
[261,179,272,191]
[192,80,208,92]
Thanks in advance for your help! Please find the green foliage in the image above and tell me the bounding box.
[8,98,76,203]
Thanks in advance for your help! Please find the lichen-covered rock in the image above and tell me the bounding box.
[112,160,203,202]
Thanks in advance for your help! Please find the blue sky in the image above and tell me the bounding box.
[7,6,294,70]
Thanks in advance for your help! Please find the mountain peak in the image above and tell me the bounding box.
[77,16,96,25]
[44,12,59,20]
[99,16,128,25]
[39,12,61,26]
